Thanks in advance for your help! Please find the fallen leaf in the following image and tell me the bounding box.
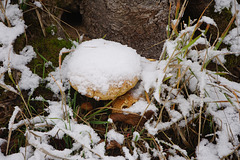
[110,110,154,126]
[106,140,122,150]
[80,102,93,111]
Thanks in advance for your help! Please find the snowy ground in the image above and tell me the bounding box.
[0,0,239,159]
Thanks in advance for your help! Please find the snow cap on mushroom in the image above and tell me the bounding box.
[67,39,141,100]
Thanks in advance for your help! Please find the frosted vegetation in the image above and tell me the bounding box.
[0,0,240,159]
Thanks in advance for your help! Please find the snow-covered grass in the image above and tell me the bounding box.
[0,0,240,159]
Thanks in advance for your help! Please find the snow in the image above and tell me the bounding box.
[215,0,240,55]
[33,1,42,8]
[132,131,140,142]
[0,2,40,95]
[107,129,124,145]
[214,0,233,12]
[200,16,217,26]
[123,98,158,115]
[169,155,186,160]
[45,48,72,95]
[8,106,20,130]
[67,39,141,96]
[0,152,25,160]
[122,147,136,160]
[0,4,25,44]
[223,27,240,54]
[197,139,219,160]
[140,57,159,93]
[0,22,24,44]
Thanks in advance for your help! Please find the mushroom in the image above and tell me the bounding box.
[111,91,140,113]
[67,39,141,100]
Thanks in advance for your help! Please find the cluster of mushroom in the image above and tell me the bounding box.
[67,39,143,112]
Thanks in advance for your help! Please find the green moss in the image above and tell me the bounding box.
[45,25,58,35]
[29,36,72,77]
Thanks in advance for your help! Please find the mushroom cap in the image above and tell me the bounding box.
[67,39,141,100]
[111,91,140,113]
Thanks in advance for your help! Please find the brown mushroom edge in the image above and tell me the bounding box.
[70,76,139,101]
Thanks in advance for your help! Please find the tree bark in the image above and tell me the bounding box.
[81,0,176,59]
[29,0,176,59]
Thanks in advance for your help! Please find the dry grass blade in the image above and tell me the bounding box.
[188,0,214,43]
[175,124,192,149]
[28,131,72,160]
[215,56,237,77]
[6,107,21,155]
[170,65,190,91]
[8,69,32,118]
[24,1,74,39]
[161,131,190,159]
[59,50,73,70]
[73,110,90,126]
[7,46,33,118]
[175,0,181,19]
[183,0,214,58]
[49,74,68,121]
[169,0,188,38]
[149,134,166,160]
[155,66,190,127]
[198,94,205,153]
[147,0,187,50]
[39,1,81,40]
[0,0,11,27]
[214,11,238,50]
[144,91,151,104]
[136,96,154,129]
[176,74,191,97]
[0,82,19,95]
[35,8,46,37]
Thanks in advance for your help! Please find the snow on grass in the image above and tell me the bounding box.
[215,0,240,55]
[122,98,158,115]
[132,131,140,142]
[0,2,40,95]
[45,48,72,95]
[107,129,124,145]
[224,27,240,54]
[143,14,240,158]
[8,106,21,130]
[214,0,234,12]
[200,16,217,26]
